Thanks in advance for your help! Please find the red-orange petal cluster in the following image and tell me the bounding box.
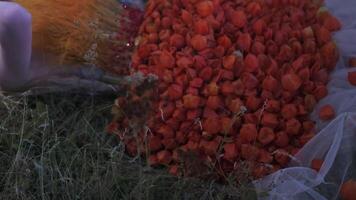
[109,0,342,180]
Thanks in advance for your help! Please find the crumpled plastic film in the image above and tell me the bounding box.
[253,0,356,199]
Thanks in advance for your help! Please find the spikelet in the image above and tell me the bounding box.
[15,0,128,71]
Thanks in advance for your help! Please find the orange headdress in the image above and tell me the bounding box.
[15,0,125,71]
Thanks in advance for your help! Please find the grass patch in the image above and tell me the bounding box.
[0,93,256,200]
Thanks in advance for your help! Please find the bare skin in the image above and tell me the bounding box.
[0,2,32,91]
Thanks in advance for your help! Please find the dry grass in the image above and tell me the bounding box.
[0,92,257,200]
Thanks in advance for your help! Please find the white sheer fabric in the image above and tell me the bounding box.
[254,0,356,199]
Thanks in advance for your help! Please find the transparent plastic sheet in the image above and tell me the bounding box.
[253,0,356,199]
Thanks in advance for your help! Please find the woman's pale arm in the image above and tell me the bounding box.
[0,2,32,91]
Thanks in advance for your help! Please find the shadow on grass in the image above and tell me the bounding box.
[0,93,256,200]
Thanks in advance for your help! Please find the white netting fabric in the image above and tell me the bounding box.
[253,0,356,199]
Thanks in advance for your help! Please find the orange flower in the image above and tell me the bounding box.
[237,33,252,51]
[220,69,234,80]
[303,39,317,54]
[252,19,266,35]
[252,165,269,179]
[159,29,172,41]
[265,100,281,112]
[167,84,183,100]
[244,54,259,72]
[348,71,356,86]
[176,131,188,144]
[169,34,185,49]
[281,104,298,119]
[206,82,219,96]
[261,113,279,128]
[214,45,226,58]
[206,96,222,110]
[258,149,273,163]
[285,118,301,135]
[303,121,315,131]
[274,131,289,147]
[251,41,266,54]
[277,45,293,61]
[241,73,259,90]
[223,143,238,161]
[147,33,158,43]
[321,41,339,70]
[184,140,199,151]
[202,117,222,135]
[166,118,180,130]
[176,56,193,68]
[190,35,208,51]
[175,74,188,86]
[315,26,331,45]
[186,109,202,120]
[239,124,258,143]
[246,2,262,16]
[231,10,247,28]
[169,165,179,176]
[262,75,279,92]
[221,117,233,134]
[181,9,192,24]
[291,40,303,55]
[244,113,258,125]
[274,149,290,167]
[159,101,175,119]
[203,107,218,119]
[313,85,328,100]
[323,14,341,31]
[157,125,175,138]
[281,73,302,91]
[349,57,356,67]
[161,17,172,28]
[298,67,310,81]
[125,139,138,156]
[106,121,119,134]
[196,1,214,17]
[145,22,158,33]
[199,67,213,81]
[162,138,178,150]
[157,150,173,165]
[227,98,244,113]
[319,104,335,121]
[217,35,232,48]
[199,138,220,155]
[240,144,259,160]
[148,154,159,166]
[137,44,152,58]
[222,55,236,70]
[159,51,175,68]
[194,19,210,35]
[258,127,275,145]
[302,26,314,39]
[186,87,199,95]
[299,132,315,146]
[220,81,234,96]
[340,179,356,200]
[245,96,262,111]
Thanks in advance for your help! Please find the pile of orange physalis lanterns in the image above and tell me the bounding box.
[108,0,342,179]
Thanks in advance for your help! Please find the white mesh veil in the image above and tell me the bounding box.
[253,0,356,199]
